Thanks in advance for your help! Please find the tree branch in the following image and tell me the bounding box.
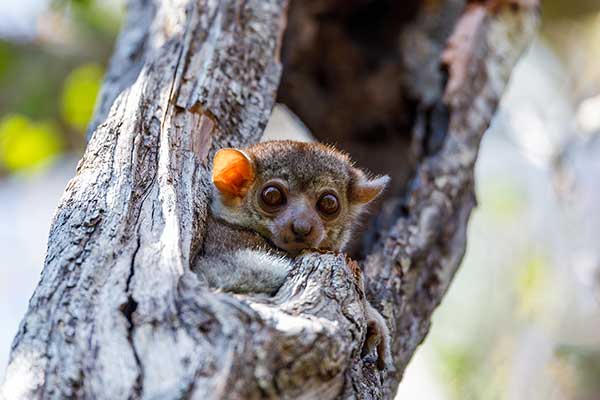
[1,1,537,399]
[366,1,539,393]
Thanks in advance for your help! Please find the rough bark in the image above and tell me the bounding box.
[279,0,539,393]
[1,1,537,399]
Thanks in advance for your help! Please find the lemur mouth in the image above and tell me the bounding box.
[276,239,313,256]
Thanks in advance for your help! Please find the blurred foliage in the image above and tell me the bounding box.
[435,342,507,400]
[51,0,123,37]
[556,346,600,398]
[0,41,66,120]
[540,12,600,99]
[436,345,478,399]
[542,0,600,21]
[0,42,10,76]
[478,179,525,224]
[0,115,63,172]
[61,64,103,131]
[516,253,549,319]
[0,0,122,176]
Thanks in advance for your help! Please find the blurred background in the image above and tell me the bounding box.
[1,1,600,399]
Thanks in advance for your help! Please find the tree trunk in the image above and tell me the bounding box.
[1,1,537,399]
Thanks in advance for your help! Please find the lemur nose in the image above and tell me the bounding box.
[291,220,312,237]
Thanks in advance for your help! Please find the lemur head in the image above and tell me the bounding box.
[211,140,389,256]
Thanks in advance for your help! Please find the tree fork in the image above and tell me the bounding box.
[1,1,537,399]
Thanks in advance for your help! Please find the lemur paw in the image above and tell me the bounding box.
[362,302,394,371]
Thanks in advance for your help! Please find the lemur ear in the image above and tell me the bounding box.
[212,148,255,198]
[350,170,390,205]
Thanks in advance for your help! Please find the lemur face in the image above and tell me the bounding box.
[251,177,340,255]
[210,141,389,255]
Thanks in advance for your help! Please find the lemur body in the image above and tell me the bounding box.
[201,213,291,294]
[193,140,392,368]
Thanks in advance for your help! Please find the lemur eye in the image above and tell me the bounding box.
[261,185,285,207]
[317,193,339,216]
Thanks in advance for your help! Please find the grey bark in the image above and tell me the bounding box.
[1,1,537,399]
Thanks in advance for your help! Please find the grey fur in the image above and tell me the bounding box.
[193,141,389,295]
[191,141,393,367]
[193,212,292,294]
[201,249,292,295]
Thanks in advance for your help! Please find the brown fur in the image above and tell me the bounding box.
[211,140,390,255]
[193,140,392,368]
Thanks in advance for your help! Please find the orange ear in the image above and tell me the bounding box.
[212,148,255,198]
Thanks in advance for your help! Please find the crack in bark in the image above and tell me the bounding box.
[120,234,143,399]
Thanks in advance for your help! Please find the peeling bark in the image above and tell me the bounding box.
[1,0,537,399]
